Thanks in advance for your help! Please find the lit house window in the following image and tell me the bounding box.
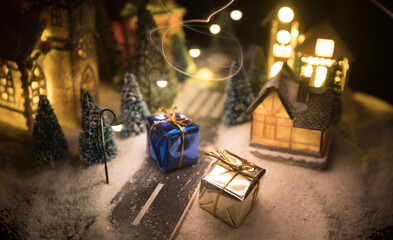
[77,33,94,59]
[315,38,335,58]
[51,7,62,27]
[0,65,15,103]
[30,65,47,109]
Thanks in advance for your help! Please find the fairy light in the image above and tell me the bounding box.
[230,10,242,21]
[189,48,201,58]
[149,0,243,81]
[278,7,294,23]
[209,24,221,34]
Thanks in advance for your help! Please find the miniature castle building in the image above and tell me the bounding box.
[246,63,335,159]
[0,1,99,141]
[294,21,354,92]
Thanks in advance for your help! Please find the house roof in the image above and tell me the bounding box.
[295,20,355,61]
[246,63,334,131]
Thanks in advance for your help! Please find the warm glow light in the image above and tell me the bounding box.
[303,65,313,77]
[292,29,299,38]
[314,57,320,65]
[196,68,214,79]
[273,43,291,58]
[157,79,168,88]
[278,7,294,23]
[2,92,8,100]
[230,10,243,21]
[31,81,38,89]
[111,124,123,132]
[33,96,39,103]
[301,57,307,62]
[320,58,326,66]
[277,30,291,44]
[298,34,305,44]
[314,66,327,87]
[33,67,40,77]
[189,48,201,58]
[326,59,333,67]
[210,24,221,34]
[315,38,335,57]
[270,61,283,77]
[307,57,314,65]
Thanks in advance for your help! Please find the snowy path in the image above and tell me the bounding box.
[107,80,225,239]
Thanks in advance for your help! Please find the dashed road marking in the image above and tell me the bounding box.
[131,183,164,226]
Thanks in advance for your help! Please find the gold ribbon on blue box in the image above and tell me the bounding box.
[146,106,200,172]
[199,148,266,228]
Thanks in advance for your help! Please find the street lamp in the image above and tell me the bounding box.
[100,108,122,184]
[147,67,167,110]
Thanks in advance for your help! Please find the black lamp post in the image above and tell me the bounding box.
[100,108,122,184]
[147,67,168,110]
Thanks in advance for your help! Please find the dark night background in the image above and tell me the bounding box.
[175,0,393,105]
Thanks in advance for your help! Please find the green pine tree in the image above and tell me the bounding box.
[222,60,254,126]
[95,0,123,83]
[129,2,177,112]
[171,34,192,83]
[246,45,267,96]
[119,72,150,138]
[32,95,68,165]
[79,88,117,165]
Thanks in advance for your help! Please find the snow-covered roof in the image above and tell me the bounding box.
[246,63,334,131]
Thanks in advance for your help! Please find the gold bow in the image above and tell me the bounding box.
[204,147,261,216]
[148,106,193,169]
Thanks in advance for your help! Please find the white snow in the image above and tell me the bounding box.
[1,88,392,239]
[174,90,393,239]
[0,131,147,240]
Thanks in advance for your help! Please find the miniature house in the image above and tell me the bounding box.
[262,1,302,78]
[0,1,99,141]
[294,21,354,92]
[246,63,335,162]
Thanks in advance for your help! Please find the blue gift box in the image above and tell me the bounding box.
[146,112,200,172]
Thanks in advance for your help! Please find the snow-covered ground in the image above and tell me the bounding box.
[0,129,147,239]
[1,87,392,239]
[175,90,393,239]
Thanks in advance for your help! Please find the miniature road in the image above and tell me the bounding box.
[109,81,226,239]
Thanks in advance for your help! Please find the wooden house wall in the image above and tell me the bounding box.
[251,91,322,153]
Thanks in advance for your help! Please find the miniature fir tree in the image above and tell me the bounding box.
[171,34,192,83]
[79,88,117,165]
[129,2,177,111]
[32,95,68,165]
[222,60,254,126]
[246,45,267,96]
[119,72,150,138]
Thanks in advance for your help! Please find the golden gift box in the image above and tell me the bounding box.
[199,148,266,228]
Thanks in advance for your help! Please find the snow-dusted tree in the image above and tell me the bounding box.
[129,2,177,111]
[119,72,150,138]
[129,1,177,112]
[32,95,68,165]
[222,60,254,126]
[79,88,117,165]
[246,45,267,96]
